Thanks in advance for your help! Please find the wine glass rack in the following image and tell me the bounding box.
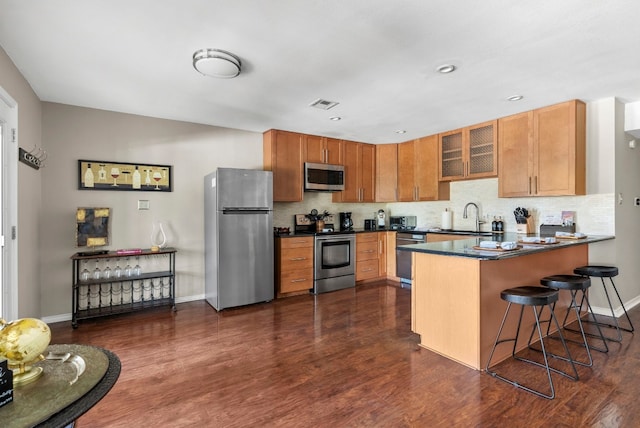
[70,248,176,328]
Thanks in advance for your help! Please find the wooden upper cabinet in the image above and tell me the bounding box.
[359,143,376,202]
[375,144,398,202]
[498,111,533,197]
[305,135,342,164]
[498,100,585,197]
[534,100,586,196]
[263,130,304,202]
[334,141,375,202]
[439,120,498,181]
[398,136,450,201]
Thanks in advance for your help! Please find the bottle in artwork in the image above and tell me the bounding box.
[145,169,152,187]
[132,166,141,189]
[98,164,107,181]
[84,163,94,187]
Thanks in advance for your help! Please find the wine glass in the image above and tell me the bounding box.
[114,263,122,279]
[124,258,133,277]
[152,171,162,190]
[92,260,101,280]
[133,256,142,276]
[80,260,90,282]
[110,167,120,186]
[103,263,112,280]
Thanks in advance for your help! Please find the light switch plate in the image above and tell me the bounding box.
[138,200,150,210]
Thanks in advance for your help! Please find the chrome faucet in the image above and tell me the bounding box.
[463,202,485,233]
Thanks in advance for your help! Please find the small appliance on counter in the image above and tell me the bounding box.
[339,212,353,231]
[364,219,376,230]
[377,209,386,229]
[390,215,417,230]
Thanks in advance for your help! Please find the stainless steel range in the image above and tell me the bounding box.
[313,233,355,294]
[293,213,355,294]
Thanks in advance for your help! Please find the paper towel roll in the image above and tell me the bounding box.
[442,209,452,230]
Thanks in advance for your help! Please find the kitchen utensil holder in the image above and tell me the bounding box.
[516,217,534,234]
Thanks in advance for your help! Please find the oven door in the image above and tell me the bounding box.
[314,234,355,280]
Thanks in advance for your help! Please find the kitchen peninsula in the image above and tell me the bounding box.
[398,233,613,370]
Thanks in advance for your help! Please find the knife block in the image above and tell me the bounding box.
[516,217,534,234]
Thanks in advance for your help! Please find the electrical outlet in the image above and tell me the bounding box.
[138,200,150,210]
[635,197,640,206]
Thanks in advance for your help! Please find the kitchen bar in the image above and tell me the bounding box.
[398,233,613,370]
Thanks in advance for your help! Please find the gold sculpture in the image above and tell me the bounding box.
[0,318,51,386]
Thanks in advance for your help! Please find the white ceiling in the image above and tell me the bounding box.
[1,0,640,143]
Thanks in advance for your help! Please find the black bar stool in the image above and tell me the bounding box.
[574,265,634,342]
[486,286,578,400]
[537,275,608,366]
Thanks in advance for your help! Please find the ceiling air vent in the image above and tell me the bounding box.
[309,98,339,110]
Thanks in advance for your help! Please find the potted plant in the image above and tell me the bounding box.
[306,209,331,232]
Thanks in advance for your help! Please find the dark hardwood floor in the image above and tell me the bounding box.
[49,282,640,427]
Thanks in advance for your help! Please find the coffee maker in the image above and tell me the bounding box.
[339,212,353,231]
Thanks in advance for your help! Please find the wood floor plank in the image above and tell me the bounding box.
[47,282,640,427]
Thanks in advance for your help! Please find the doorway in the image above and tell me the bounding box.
[0,86,18,320]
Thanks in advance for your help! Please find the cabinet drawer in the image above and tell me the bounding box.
[356,240,378,261]
[356,233,378,243]
[356,259,379,281]
[280,269,314,293]
[279,237,313,249]
[279,247,313,270]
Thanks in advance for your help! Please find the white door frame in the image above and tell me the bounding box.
[0,86,18,320]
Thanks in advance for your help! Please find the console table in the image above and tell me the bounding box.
[1,344,121,428]
[71,248,177,328]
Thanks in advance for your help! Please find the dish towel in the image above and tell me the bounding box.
[500,241,518,250]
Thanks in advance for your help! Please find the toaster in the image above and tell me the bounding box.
[389,216,417,230]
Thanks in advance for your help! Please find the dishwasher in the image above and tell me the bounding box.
[396,232,427,286]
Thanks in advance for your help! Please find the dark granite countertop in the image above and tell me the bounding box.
[396,232,614,260]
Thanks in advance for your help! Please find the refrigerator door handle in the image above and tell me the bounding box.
[222,208,271,214]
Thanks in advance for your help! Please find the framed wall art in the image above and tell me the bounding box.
[78,160,172,192]
[76,207,110,247]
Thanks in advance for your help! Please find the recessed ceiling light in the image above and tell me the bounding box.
[436,64,456,74]
[192,49,242,78]
[329,116,341,121]
[395,130,407,134]
[507,95,524,101]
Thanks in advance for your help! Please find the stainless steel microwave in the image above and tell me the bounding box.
[304,162,345,192]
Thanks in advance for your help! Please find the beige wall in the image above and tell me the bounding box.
[40,103,262,319]
[0,46,42,318]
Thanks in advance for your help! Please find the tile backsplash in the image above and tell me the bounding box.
[274,178,614,235]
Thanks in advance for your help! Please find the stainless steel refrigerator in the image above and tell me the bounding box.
[204,168,274,310]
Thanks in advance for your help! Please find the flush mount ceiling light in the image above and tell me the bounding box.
[395,130,407,134]
[329,116,342,121]
[507,95,524,101]
[436,64,456,74]
[193,49,242,78]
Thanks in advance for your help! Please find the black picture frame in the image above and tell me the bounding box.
[78,160,172,192]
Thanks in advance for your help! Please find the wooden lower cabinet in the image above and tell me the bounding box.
[275,236,314,296]
[356,233,379,281]
[356,232,389,282]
